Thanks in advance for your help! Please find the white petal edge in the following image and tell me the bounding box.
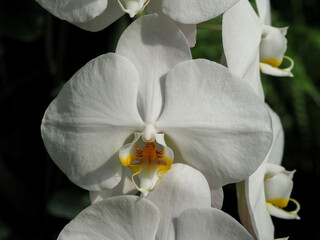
[176,208,254,240]
[237,181,259,240]
[239,104,285,239]
[41,53,144,191]
[266,105,285,165]
[162,0,239,24]
[75,0,125,31]
[241,162,275,240]
[58,195,160,240]
[238,106,284,239]
[203,173,224,209]
[175,22,197,48]
[255,0,271,25]
[36,0,108,23]
[146,1,197,47]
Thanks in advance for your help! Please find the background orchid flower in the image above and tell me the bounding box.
[237,106,300,240]
[41,14,273,197]
[222,0,294,99]
[58,164,254,240]
[35,0,240,47]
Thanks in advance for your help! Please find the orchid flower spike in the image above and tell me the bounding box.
[58,164,254,240]
[223,0,294,98]
[237,106,300,240]
[35,0,240,47]
[41,14,272,197]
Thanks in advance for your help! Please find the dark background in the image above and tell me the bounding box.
[0,0,319,239]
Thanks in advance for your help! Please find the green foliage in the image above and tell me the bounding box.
[192,16,223,62]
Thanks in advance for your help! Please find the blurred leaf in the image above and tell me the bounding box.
[288,25,320,90]
[47,188,90,220]
[0,0,45,42]
[192,17,223,62]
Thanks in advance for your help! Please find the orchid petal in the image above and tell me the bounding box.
[119,132,142,167]
[238,106,284,239]
[244,51,265,99]
[265,163,286,178]
[147,1,197,48]
[209,187,224,209]
[75,0,125,32]
[260,26,288,66]
[41,53,144,191]
[265,173,293,206]
[89,167,137,204]
[147,163,211,240]
[157,59,272,187]
[203,173,224,209]
[223,0,264,98]
[58,196,160,240]
[266,105,284,165]
[162,0,239,24]
[256,0,271,25]
[237,181,258,239]
[176,208,254,240]
[175,23,197,48]
[238,162,275,240]
[36,0,108,23]
[116,14,192,123]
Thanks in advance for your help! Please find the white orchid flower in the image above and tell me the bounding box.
[223,0,294,98]
[237,106,300,240]
[35,0,239,47]
[264,163,300,220]
[41,14,272,197]
[35,0,239,26]
[57,164,254,240]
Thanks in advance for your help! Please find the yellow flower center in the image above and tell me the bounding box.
[120,141,173,195]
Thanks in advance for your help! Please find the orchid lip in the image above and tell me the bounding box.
[117,0,150,18]
[260,56,294,77]
[266,198,301,220]
[119,132,174,195]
